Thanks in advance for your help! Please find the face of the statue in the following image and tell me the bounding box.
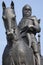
[23,5,32,17]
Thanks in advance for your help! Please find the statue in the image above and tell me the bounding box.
[18,4,41,65]
[2,1,42,65]
[2,1,34,65]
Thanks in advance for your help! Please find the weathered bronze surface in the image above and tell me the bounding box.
[2,1,43,65]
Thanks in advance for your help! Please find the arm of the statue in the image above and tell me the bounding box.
[30,16,41,33]
[18,19,29,33]
[20,26,29,33]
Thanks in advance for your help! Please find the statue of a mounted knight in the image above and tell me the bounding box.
[2,1,41,65]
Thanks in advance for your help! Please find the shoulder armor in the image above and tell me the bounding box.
[31,16,37,20]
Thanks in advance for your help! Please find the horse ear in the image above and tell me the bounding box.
[11,1,14,9]
[2,1,6,10]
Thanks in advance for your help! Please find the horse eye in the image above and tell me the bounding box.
[12,17,15,20]
[12,14,16,20]
[2,15,6,20]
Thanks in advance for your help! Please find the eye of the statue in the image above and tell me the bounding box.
[25,8,31,11]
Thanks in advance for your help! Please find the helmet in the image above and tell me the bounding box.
[22,4,32,17]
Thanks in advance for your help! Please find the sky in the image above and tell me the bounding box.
[0,0,43,65]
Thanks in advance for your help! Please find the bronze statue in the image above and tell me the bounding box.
[2,1,34,65]
[18,4,41,65]
[2,1,42,65]
[2,1,17,36]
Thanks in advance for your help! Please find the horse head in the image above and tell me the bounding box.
[2,1,17,34]
[2,1,19,41]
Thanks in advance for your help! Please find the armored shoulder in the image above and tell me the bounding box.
[31,16,37,20]
[31,16,41,24]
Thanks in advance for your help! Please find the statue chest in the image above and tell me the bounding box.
[22,19,33,27]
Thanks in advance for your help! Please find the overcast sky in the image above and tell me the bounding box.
[0,0,43,65]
